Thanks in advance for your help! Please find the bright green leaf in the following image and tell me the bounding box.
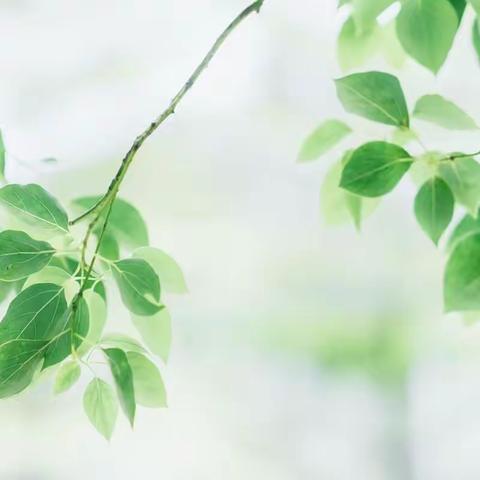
[413,94,478,130]
[131,308,172,363]
[340,141,412,197]
[396,0,458,74]
[133,247,188,295]
[103,348,136,427]
[0,184,69,234]
[335,71,409,127]
[127,352,167,408]
[0,230,55,281]
[54,361,81,395]
[298,120,351,163]
[448,212,480,251]
[448,0,467,20]
[444,233,480,311]
[112,259,162,316]
[414,177,454,244]
[83,378,118,440]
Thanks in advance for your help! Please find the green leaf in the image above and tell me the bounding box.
[413,94,478,130]
[83,378,118,440]
[335,71,409,127]
[112,258,162,316]
[0,230,55,281]
[337,17,380,71]
[77,290,107,357]
[98,232,119,261]
[473,17,480,63]
[396,0,458,74]
[0,184,69,234]
[23,266,78,303]
[43,296,89,368]
[127,352,167,408]
[131,308,172,363]
[448,0,467,21]
[470,0,480,14]
[439,156,480,216]
[444,233,480,311]
[103,348,136,427]
[340,141,412,197]
[53,361,81,395]
[73,197,148,249]
[448,212,480,251]
[133,247,188,294]
[351,0,396,31]
[101,333,147,354]
[414,177,454,244]
[298,120,351,163]
[0,131,5,181]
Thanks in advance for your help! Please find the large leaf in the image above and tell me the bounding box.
[0,230,55,281]
[127,352,167,408]
[73,197,148,249]
[444,233,480,311]
[43,296,89,368]
[297,120,351,163]
[335,71,409,127]
[340,142,412,197]
[112,258,162,316]
[83,378,118,440]
[0,184,69,234]
[413,95,478,130]
[103,348,136,427]
[439,156,480,216]
[448,213,480,251]
[396,0,458,74]
[414,177,454,245]
[131,308,172,363]
[133,247,188,294]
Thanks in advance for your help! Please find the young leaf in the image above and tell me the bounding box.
[414,177,454,245]
[112,259,162,316]
[335,71,409,127]
[444,233,480,311]
[103,348,136,427]
[0,184,69,234]
[340,141,412,197]
[133,247,188,294]
[413,95,478,130]
[439,156,480,217]
[297,120,351,163]
[77,290,107,357]
[131,308,172,363]
[53,361,81,395]
[43,296,89,369]
[83,378,118,440]
[73,197,148,249]
[101,333,147,354]
[396,0,458,74]
[0,230,55,281]
[127,352,167,408]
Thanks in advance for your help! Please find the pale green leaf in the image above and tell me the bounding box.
[101,333,147,354]
[83,378,118,440]
[54,361,81,395]
[413,94,478,130]
[335,71,409,127]
[470,0,480,15]
[77,290,107,357]
[127,352,167,408]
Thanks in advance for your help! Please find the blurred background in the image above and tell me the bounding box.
[1,0,480,478]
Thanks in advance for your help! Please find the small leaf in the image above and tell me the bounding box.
[414,177,454,245]
[131,308,172,363]
[396,0,458,74]
[444,233,480,311]
[54,361,81,395]
[413,94,478,130]
[298,120,351,163]
[127,352,167,408]
[133,247,188,294]
[103,348,136,427]
[0,184,69,234]
[340,141,412,197]
[0,230,55,281]
[101,333,147,354]
[112,258,162,316]
[83,378,118,440]
[439,156,480,216]
[335,71,409,127]
[77,290,107,357]
[73,197,148,249]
